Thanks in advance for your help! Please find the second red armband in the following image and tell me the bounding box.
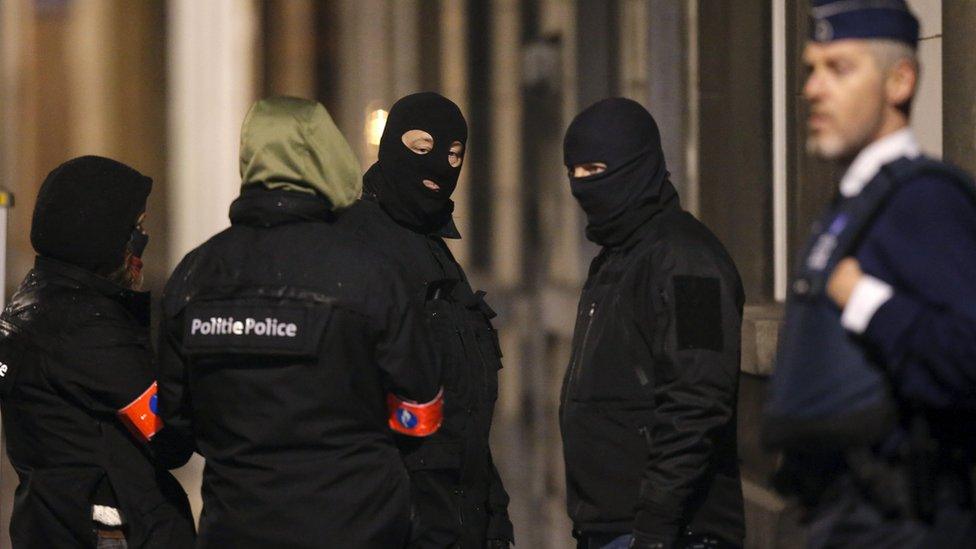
[387,389,444,437]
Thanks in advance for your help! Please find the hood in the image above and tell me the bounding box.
[239,96,361,210]
[31,155,151,274]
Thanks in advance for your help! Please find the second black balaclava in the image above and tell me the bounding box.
[564,97,678,247]
[31,155,152,274]
[368,92,468,232]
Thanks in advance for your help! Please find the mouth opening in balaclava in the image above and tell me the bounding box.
[368,92,468,232]
[563,97,678,247]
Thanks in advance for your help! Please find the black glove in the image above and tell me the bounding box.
[486,539,512,549]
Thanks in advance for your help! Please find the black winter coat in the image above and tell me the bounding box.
[559,201,745,547]
[336,168,514,548]
[156,189,441,548]
[0,256,195,548]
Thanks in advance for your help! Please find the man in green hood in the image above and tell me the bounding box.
[157,97,444,548]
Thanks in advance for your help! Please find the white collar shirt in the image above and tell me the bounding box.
[839,127,921,198]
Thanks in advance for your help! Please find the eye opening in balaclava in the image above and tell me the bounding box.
[568,162,608,179]
[401,129,434,154]
[563,97,678,247]
[369,92,468,231]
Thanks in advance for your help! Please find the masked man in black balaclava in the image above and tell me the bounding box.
[558,98,745,549]
[339,92,514,549]
[0,156,195,548]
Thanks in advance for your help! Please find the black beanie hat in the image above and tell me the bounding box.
[31,155,152,274]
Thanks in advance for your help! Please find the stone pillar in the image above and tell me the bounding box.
[65,0,115,156]
[167,0,258,265]
[263,0,316,98]
[391,0,421,99]
[0,0,34,296]
[619,0,649,101]
[943,2,976,173]
[907,0,942,156]
[336,0,390,167]
[490,0,523,288]
[645,0,688,208]
[440,0,470,263]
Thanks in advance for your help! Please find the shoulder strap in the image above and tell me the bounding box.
[839,156,976,259]
[881,156,976,203]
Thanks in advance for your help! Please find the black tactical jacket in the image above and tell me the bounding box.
[156,189,441,548]
[0,256,195,548]
[559,201,745,547]
[336,169,513,548]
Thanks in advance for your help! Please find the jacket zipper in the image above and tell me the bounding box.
[564,301,597,405]
[638,425,653,450]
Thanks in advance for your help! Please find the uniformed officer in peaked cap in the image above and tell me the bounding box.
[764,1,976,547]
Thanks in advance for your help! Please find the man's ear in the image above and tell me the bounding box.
[885,58,917,110]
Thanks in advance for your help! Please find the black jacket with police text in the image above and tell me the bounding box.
[337,173,513,548]
[559,200,745,546]
[156,189,440,549]
[0,257,195,548]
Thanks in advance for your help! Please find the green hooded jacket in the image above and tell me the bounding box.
[239,96,361,210]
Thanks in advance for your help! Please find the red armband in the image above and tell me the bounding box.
[118,382,163,442]
[387,389,444,437]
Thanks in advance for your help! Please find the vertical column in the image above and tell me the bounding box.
[336,0,390,167]
[167,0,259,264]
[490,0,522,287]
[684,0,700,217]
[619,0,649,101]
[264,0,316,98]
[65,0,115,156]
[907,0,942,156]
[645,0,688,209]
[0,0,33,293]
[772,0,788,302]
[440,0,469,263]
[943,2,976,173]
[391,0,421,99]
[548,0,581,287]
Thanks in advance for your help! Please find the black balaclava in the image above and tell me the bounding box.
[31,155,152,274]
[564,97,678,247]
[366,92,468,232]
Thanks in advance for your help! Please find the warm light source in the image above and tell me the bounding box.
[365,108,388,146]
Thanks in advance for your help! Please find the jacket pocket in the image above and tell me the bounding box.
[14,467,105,548]
[470,314,504,403]
[424,299,465,394]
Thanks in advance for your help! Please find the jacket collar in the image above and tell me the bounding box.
[33,256,150,325]
[604,191,681,253]
[35,256,133,298]
[840,128,920,197]
[229,187,336,227]
[360,188,461,239]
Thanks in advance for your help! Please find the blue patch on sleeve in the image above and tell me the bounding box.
[398,408,419,429]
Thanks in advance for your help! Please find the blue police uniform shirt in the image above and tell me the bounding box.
[839,129,976,409]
